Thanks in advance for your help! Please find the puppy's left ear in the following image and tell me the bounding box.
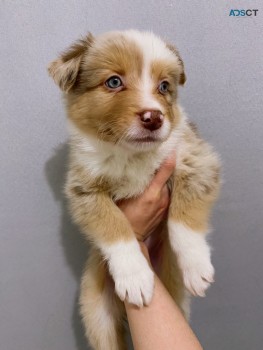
[166,43,186,85]
[48,33,94,92]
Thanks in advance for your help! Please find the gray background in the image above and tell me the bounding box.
[1,1,263,349]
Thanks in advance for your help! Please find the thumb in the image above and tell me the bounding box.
[150,151,176,190]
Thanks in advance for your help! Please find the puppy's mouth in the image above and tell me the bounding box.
[120,118,171,151]
[130,136,159,143]
[122,123,171,150]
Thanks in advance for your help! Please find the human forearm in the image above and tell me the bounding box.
[125,271,203,350]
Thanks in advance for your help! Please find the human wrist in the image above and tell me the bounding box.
[138,241,152,266]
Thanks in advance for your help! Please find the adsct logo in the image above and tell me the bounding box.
[229,9,259,17]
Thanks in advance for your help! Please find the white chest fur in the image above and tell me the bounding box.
[68,122,185,200]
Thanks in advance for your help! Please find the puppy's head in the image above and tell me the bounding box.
[48,30,186,151]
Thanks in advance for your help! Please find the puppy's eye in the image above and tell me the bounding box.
[158,81,169,94]
[105,76,123,89]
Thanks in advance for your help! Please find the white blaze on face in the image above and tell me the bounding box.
[141,58,162,111]
[122,30,181,146]
[124,30,176,112]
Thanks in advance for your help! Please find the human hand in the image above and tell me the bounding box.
[117,152,176,242]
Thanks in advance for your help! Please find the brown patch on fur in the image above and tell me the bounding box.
[187,121,199,136]
[150,58,181,114]
[169,127,221,232]
[65,165,135,244]
[67,87,145,142]
[151,58,182,88]
[48,33,94,92]
[79,33,144,89]
[63,33,149,141]
[166,43,186,85]
[71,185,87,196]
[62,34,94,62]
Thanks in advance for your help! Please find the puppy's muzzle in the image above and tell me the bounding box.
[138,110,164,131]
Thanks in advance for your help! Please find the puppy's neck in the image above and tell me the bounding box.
[67,119,183,182]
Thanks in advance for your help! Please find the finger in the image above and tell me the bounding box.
[159,185,170,208]
[135,231,146,242]
[150,152,176,190]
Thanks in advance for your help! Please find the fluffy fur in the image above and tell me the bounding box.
[48,30,220,350]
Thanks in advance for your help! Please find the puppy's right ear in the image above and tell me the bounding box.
[48,33,94,92]
[166,43,186,86]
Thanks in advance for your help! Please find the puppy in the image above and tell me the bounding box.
[48,30,220,350]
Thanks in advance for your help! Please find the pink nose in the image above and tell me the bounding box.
[139,110,164,131]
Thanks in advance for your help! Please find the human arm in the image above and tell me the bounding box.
[118,154,203,349]
[125,242,203,350]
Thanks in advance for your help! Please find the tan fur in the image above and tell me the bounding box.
[49,30,220,349]
[166,42,186,85]
[48,33,94,92]
[66,170,135,244]
[80,247,126,350]
[169,125,220,232]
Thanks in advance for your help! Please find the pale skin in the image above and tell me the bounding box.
[117,154,203,350]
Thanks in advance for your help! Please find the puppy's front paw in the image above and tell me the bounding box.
[114,261,154,307]
[168,221,215,297]
[103,240,154,307]
[180,253,214,297]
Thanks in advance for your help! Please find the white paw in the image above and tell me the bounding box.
[101,240,154,307]
[114,261,154,307]
[168,221,215,297]
[180,253,214,297]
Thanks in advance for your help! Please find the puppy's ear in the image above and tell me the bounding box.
[166,43,186,85]
[48,33,94,92]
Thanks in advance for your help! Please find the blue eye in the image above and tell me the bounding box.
[158,81,169,94]
[105,76,123,89]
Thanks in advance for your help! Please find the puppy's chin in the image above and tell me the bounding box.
[120,120,172,152]
[121,138,162,152]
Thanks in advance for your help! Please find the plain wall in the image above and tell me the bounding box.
[1,1,263,349]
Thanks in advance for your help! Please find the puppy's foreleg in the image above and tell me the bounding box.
[168,168,219,297]
[67,187,154,307]
[168,218,214,297]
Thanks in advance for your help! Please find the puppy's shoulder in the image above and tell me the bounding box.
[64,154,110,200]
[177,119,221,173]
